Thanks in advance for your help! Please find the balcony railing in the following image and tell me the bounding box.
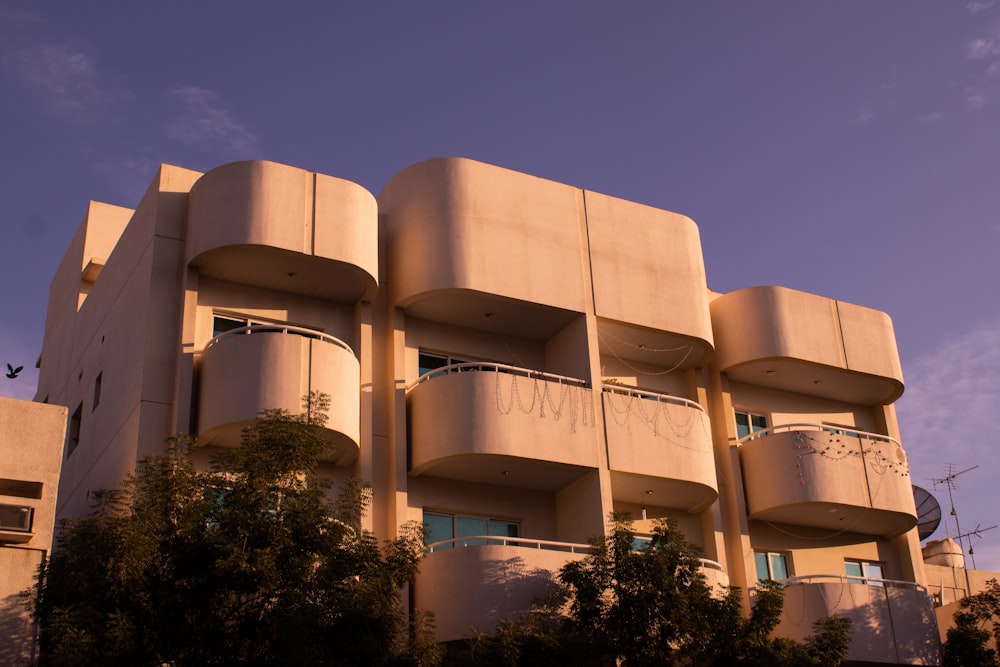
[772,574,940,665]
[407,362,598,481]
[603,384,717,511]
[409,362,587,391]
[738,424,916,535]
[198,324,360,463]
[205,324,353,353]
[425,535,591,554]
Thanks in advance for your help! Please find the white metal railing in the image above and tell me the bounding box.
[602,384,705,413]
[408,362,588,392]
[699,558,724,572]
[736,423,901,449]
[779,574,927,592]
[205,325,354,354]
[424,535,592,554]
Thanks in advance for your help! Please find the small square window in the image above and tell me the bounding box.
[754,550,789,582]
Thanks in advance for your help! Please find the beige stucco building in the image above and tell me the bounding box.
[0,397,67,666]
[34,158,941,664]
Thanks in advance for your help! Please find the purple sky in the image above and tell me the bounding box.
[1,1,998,570]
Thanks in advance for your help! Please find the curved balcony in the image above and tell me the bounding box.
[710,286,904,404]
[775,575,940,665]
[739,425,916,536]
[407,364,598,489]
[379,158,587,328]
[603,386,718,512]
[586,194,714,349]
[198,325,360,465]
[417,537,589,642]
[187,161,378,303]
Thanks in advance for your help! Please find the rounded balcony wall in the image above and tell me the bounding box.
[416,540,587,643]
[586,192,714,350]
[407,365,599,489]
[603,387,718,511]
[739,427,917,537]
[379,158,587,314]
[198,326,360,465]
[187,161,377,302]
[710,286,904,404]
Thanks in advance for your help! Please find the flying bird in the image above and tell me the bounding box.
[6,363,23,379]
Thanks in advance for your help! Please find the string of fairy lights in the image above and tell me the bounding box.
[494,371,595,434]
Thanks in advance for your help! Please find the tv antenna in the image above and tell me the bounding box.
[931,464,984,568]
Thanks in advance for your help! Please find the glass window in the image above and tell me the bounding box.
[845,559,885,585]
[213,316,246,337]
[418,352,468,380]
[423,511,519,549]
[736,411,768,440]
[423,512,454,550]
[754,550,789,582]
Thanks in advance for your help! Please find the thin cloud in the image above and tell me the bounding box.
[1,41,107,120]
[966,88,988,111]
[165,86,260,156]
[967,21,1000,59]
[917,111,945,122]
[852,110,874,126]
[897,320,1000,564]
[967,0,997,14]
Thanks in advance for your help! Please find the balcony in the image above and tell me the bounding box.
[710,286,904,404]
[775,575,940,665]
[0,503,33,544]
[198,325,360,465]
[417,536,589,642]
[407,364,599,489]
[603,385,718,512]
[187,161,378,303]
[739,425,917,536]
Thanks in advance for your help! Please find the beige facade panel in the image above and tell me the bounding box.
[602,392,718,511]
[740,430,916,536]
[197,329,360,465]
[379,158,587,320]
[187,161,378,303]
[711,286,904,404]
[585,191,714,355]
[776,579,940,665]
[408,371,599,489]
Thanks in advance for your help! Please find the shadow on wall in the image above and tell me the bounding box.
[0,590,37,666]
[780,581,941,665]
[471,556,560,635]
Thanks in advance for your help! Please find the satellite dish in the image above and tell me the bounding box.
[913,485,942,541]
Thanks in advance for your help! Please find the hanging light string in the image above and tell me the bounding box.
[495,370,594,433]
[597,330,696,376]
[603,389,711,453]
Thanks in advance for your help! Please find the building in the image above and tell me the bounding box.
[35,158,940,664]
[0,397,67,666]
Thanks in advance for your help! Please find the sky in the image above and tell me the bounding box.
[0,1,998,570]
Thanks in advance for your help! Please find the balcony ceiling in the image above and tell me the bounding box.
[412,454,594,492]
[598,319,712,370]
[725,358,902,405]
[403,290,580,342]
[194,245,376,303]
[750,503,917,537]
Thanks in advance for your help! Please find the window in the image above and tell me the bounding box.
[67,403,82,458]
[92,372,102,410]
[736,411,768,440]
[423,510,519,549]
[845,559,885,586]
[418,352,468,380]
[0,479,43,499]
[755,550,789,582]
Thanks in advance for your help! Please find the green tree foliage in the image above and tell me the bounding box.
[33,394,438,666]
[942,578,1000,667]
[466,514,850,667]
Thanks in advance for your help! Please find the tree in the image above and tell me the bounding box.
[33,394,439,666]
[942,578,1000,667]
[465,514,850,666]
